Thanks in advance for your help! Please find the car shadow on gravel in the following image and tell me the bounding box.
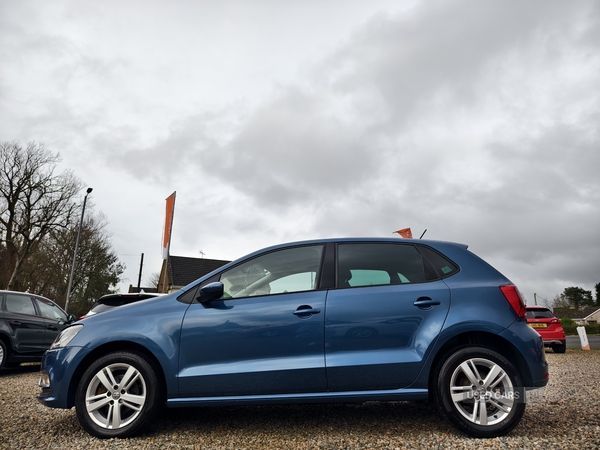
[146,401,454,439]
[0,363,41,377]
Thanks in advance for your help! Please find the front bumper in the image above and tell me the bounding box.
[37,346,86,409]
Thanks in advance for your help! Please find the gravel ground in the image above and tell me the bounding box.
[1,350,599,450]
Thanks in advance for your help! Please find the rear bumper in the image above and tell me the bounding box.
[500,321,549,389]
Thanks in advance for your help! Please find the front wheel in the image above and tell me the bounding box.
[75,352,162,438]
[434,346,526,438]
[0,340,7,370]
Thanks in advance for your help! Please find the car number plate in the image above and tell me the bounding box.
[529,323,548,329]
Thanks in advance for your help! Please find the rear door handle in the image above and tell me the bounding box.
[413,298,441,309]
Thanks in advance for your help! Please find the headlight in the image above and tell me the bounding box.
[50,324,83,349]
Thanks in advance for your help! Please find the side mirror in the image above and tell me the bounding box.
[68,314,77,323]
[197,282,224,303]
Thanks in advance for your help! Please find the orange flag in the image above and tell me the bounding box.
[394,227,412,238]
[162,192,176,259]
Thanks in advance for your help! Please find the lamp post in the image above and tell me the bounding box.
[64,187,93,314]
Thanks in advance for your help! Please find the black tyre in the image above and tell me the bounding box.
[434,346,526,438]
[75,352,162,438]
[0,340,7,370]
[552,341,566,353]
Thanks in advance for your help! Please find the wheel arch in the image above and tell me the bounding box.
[66,341,168,408]
[0,330,13,350]
[0,333,10,366]
[427,331,533,394]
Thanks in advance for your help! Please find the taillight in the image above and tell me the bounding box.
[500,285,526,318]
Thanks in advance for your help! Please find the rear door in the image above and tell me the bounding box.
[325,242,451,391]
[2,293,48,352]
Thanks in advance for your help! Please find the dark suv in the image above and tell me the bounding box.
[0,290,74,369]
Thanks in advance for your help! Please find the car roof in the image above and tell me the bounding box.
[0,289,55,301]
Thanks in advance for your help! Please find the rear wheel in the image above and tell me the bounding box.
[434,346,526,438]
[75,352,162,438]
[552,341,566,353]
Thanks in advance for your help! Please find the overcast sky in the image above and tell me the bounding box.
[1,0,599,305]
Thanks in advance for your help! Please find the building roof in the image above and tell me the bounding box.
[168,255,230,287]
[553,306,600,320]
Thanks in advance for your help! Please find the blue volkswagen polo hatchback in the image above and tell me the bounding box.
[38,238,548,439]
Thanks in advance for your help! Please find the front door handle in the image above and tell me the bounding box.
[293,306,321,317]
[413,297,441,309]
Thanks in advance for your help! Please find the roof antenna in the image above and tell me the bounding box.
[419,229,427,239]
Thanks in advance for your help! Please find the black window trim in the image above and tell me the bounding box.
[333,241,460,289]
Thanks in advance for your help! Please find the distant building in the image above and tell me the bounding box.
[554,306,600,325]
[157,255,230,294]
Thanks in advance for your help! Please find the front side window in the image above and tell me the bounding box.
[34,297,68,321]
[337,243,427,287]
[219,245,324,298]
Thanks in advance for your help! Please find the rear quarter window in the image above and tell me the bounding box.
[417,246,460,279]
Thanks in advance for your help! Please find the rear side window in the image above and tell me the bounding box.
[417,246,459,279]
[337,243,427,287]
[4,294,37,316]
[526,309,554,319]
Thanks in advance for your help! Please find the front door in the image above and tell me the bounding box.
[178,244,327,397]
[32,296,71,346]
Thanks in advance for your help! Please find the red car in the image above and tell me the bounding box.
[526,306,566,353]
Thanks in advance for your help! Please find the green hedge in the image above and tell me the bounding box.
[560,317,600,336]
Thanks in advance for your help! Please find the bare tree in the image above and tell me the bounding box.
[21,212,125,315]
[0,142,82,290]
[148,271,161,290]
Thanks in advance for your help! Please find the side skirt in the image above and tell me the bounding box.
[167,389,429,407]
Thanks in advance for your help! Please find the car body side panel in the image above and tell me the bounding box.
[405,279,549,391]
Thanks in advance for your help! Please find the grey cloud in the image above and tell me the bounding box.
[8,0,597,298]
